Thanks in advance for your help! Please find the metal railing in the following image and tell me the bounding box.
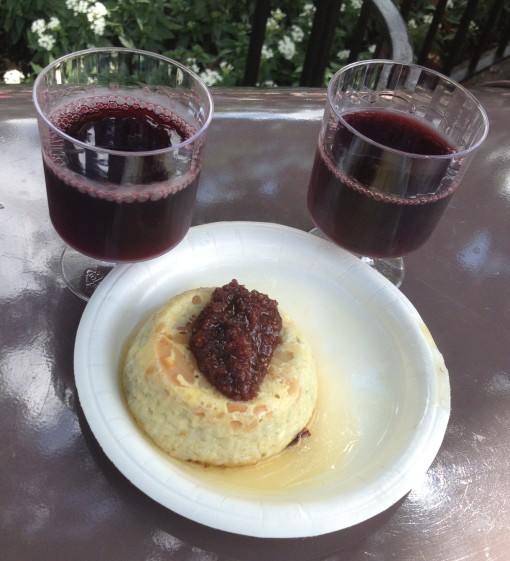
[243,0,414,87]
[242,0,509,87]
[400,0,509,81]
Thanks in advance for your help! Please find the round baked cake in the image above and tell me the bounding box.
[121,285,318,466]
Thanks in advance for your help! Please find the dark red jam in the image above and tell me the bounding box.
[190,279,282,401]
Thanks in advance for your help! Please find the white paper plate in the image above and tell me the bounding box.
[74,221,450,538]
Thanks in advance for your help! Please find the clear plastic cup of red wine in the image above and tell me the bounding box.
[308,59,489,287]
[33,48,213,301]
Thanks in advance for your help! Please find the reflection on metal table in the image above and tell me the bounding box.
[1,83,510,560]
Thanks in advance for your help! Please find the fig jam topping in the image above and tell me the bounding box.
[190,279,282,401]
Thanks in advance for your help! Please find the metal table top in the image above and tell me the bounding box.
[1,84,509,561]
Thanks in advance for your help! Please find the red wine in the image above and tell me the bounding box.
[43,96,200,262]
[308,110,457,258]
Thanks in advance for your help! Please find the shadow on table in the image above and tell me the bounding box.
[153,499,405,561]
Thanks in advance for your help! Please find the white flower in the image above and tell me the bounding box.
[266,9,285,31]
[65,0,80,10]
[423,14,433,25]
[3,69,25,84]
[300,3,316,17]
[199,69,222,86]
[47,16,60,30]
[186,57,200,74]
[277,36,296,60]
[31,17,60,49]
[270,8,285,22]
[31,19,47,35]
[91,18,106,35]
[87,2,108,35]
[66,0,95,15]
[337,49,350,60]
[446,0,454,9]
[261,44,274,60]
[349,0,363,10]
[408,18,417,29]
[266,17,279,32]
[87,1,107,19]
[38,34,56,51]
[367,44,376,54]
[81,0,90,14]
[219,61,234,74]
[290,25,304,43]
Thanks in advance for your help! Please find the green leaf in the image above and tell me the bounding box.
[119,35,136,49]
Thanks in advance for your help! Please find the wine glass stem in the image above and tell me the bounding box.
[309,228,405,287]
[357,255,405,288]
[60,245,115,301]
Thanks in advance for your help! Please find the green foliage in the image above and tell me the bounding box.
[0,0,507,86]
[399,0,509,69]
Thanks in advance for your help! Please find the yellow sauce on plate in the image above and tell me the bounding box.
[176,375,359,497]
